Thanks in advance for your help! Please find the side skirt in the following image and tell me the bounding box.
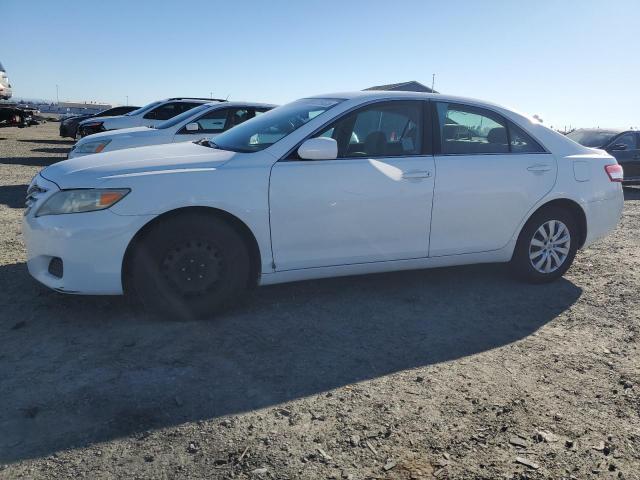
[259,247,513,287]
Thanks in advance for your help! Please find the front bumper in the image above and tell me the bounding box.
[22,176,155,294]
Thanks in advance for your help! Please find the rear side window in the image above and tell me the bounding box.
[144,102,182,120]
[314,101,423,158]
[509,121,545,153]
[436,102,544,154]
[176,102,202,114]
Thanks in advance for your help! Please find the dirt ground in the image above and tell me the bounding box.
[0,122,638,480]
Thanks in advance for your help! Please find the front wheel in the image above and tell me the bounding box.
[510,207,579,283]
[127,213,251,320]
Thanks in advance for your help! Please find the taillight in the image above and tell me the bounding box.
[605,164,623,182]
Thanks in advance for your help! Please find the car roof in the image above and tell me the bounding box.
[163,98,216,104]
[164,97,226,103]
[571,128,625,134]
[201,101,277,109]
[307,90,524,113]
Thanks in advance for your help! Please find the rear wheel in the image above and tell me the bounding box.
[128,213,251,320]
[510,206,579,283]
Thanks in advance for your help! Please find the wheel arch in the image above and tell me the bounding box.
[519,198,587,250]
[121,206,262,293]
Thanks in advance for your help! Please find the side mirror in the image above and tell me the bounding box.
[185,122,200,132]
[608,143,628,151]
[297,137,338,160]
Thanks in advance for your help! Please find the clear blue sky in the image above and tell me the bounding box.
[3,0,639,129]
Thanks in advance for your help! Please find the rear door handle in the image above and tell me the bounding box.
[527,164,552,173]
[402,170,432,180]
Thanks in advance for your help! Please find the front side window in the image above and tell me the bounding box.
[226,108,252,129]
[195,108,230,132]
[155,104,211,130]
[611,132,637,150]
[436,103,544,154]
[313,101,423,158]
[211,98,343,153]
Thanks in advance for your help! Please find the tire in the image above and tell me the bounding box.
[510,206,579,283]
[128,213,251,320]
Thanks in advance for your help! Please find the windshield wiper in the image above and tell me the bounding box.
[194,138,216,148]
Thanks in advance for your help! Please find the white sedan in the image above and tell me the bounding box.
[68,102,275,158]
[23,91,623,319]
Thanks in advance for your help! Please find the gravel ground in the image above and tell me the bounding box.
[0,122,639,479]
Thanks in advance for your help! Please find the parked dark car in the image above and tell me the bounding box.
[567,128,640,184]
[59,105,140,139]
[0,106,33,127]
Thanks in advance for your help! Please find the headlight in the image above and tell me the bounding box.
[36,189,130,216]
[74,139,111,154]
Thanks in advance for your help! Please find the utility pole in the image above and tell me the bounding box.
[431,73,435,92]
[56,84,59,104]
[210,91,213,99]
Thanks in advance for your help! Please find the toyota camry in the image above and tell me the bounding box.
[23,91,624,319]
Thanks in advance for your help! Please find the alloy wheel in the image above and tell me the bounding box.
[528,220,571,274]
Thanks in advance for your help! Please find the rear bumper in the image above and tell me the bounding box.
[583,191,623,248]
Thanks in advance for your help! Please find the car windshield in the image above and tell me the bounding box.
[211,98,343,153]
[154,103,213,129]
[567,130,621,148]
[124,100,163,116]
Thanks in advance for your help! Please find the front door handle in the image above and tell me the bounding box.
[527,164,552,173]
[402,170,432,180]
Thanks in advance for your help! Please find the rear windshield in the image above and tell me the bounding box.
[567,130,621,148]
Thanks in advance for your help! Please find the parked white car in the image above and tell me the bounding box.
[68,102,275,158]
[23,91,623,319]
[77,97,219,137]
[0,61,12,100]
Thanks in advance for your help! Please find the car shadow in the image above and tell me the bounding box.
[0,184,27,209]
[0,261,582,463]
[18,139,75,145]
[30,147,71,155]
[0,156,62,167]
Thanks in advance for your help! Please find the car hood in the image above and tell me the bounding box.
[41,142,235,189]
[78,115,120,125]
[63,115,91,125]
